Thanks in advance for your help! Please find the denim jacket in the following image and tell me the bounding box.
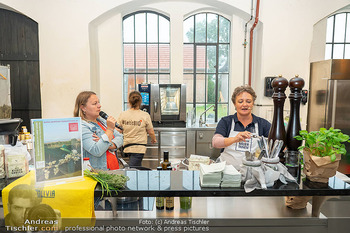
[81,117,123,170]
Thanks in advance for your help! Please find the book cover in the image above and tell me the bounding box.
[31,117,83,184]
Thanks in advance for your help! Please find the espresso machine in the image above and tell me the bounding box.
[138,84,186,127]
[0,118,22,146]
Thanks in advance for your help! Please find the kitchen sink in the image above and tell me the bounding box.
[205,123,217,128]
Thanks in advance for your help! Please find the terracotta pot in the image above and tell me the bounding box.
[303,149,341,183]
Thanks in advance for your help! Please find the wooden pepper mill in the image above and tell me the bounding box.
[268,75,288,163]
[286,75,305,151]
[285,75,305,180]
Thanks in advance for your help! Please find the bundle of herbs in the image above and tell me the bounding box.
[84,169,129,197]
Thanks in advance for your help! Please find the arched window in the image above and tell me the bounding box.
[183,13,230,123]
[123,11,170,109]
[325,12,350,59]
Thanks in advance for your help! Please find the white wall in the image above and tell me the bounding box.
[0,0,349,130]
[256,0,349,129]
[310,4,350,62]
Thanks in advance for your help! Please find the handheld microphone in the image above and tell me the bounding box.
[99,111,123,131]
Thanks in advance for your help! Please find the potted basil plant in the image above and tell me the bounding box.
[295,127,350,183]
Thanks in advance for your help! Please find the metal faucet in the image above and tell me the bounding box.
[199,105,215,126]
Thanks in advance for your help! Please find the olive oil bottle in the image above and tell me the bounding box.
[165,166,174,210]
[156,166,164,210]
[161,151,171,170]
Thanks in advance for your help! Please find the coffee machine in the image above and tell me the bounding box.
[0,118,22,146]
[138,84,186,127]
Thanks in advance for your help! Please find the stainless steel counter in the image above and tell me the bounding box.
[93,197,333,233]
[136,126,220,169]
[95,197,314,219]
[154,125,217,131]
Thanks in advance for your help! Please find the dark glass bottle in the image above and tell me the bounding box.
[161,151,171,170]
[155,166,164,210]
[165,166,174,210]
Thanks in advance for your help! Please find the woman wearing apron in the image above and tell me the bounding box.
[212,85,271,171]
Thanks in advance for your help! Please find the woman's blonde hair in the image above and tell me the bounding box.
[74,91,96,119]
[129,91,142,108]
[231,85,257,104]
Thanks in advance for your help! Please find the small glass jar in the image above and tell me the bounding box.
[83,157,92,171]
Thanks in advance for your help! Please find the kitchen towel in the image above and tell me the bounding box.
[240,158,266,193]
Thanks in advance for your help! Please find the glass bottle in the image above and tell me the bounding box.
[161,151,171,170]
[156,166,164,210]
[165,166,174,210]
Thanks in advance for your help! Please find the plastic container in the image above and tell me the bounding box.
[83,157,92,171]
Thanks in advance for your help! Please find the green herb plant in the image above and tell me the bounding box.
[84,169,129,198]
[295,127,350,162]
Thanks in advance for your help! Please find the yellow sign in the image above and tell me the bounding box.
[2,171,97,230]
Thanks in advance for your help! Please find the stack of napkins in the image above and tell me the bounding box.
[199,162,226,187]
[221,165,241,187]
[188,154,210,170]
[199,162,242,187]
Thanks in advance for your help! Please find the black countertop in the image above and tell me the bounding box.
[1,170,349,197]
[93,170,350,197]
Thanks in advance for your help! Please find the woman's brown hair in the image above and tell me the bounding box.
[231,85,257,104]
[129,91,142,109]
[74,91,96,119]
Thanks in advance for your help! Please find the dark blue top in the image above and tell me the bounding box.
[214,113,271,138]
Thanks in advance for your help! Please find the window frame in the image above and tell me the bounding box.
[183,13,230,123]
[325,12,350,59]
[122,11,170,109]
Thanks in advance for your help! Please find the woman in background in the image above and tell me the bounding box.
[74,91,123,170]
[117,91,157,167]
[212,85,271,170]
